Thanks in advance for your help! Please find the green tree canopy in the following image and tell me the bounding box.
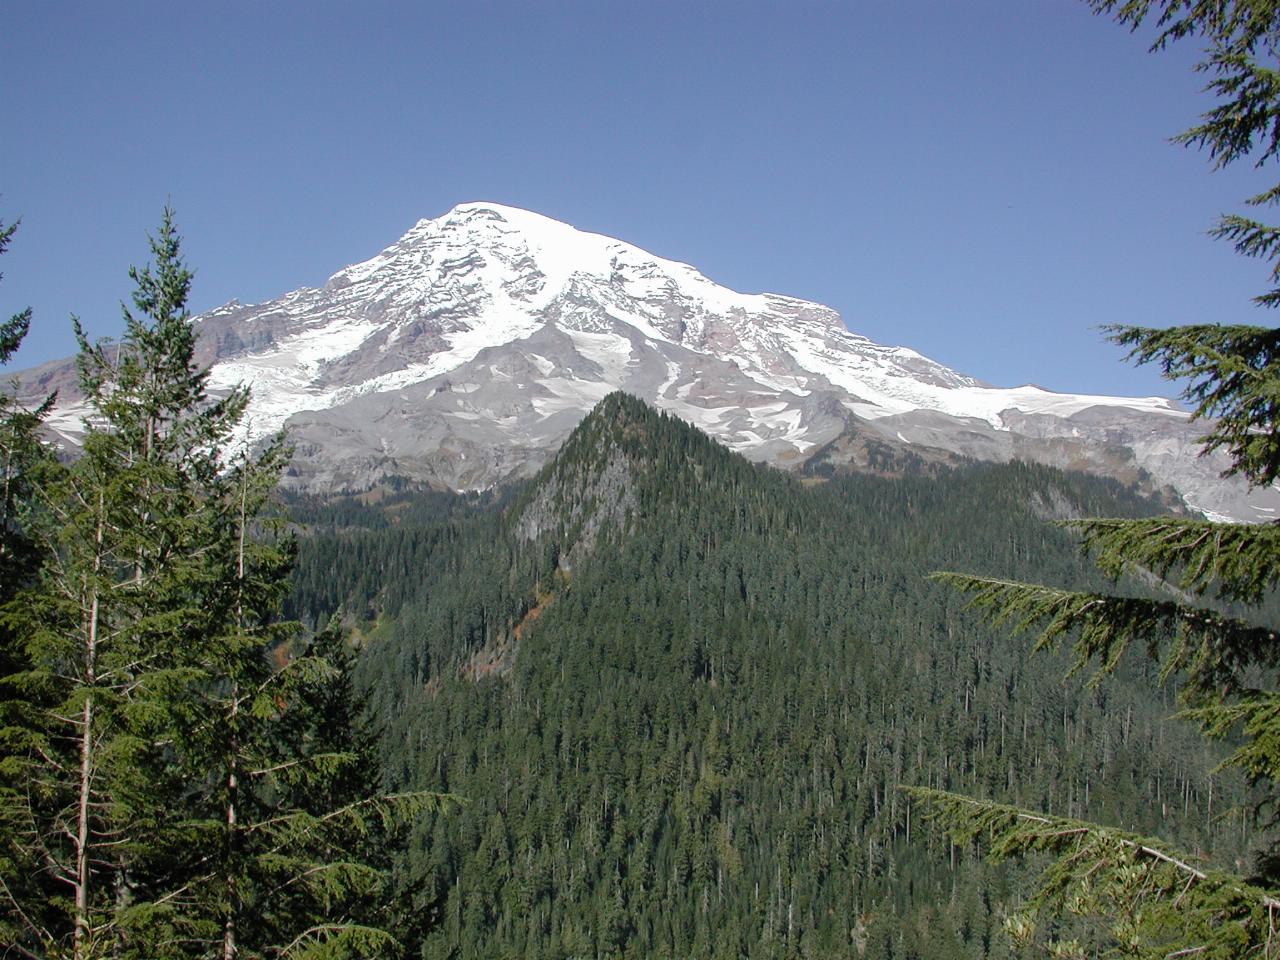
[0,210,448,960]
[913,3,1280,956]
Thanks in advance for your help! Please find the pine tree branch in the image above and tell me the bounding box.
[247,752,355,779]
[930,571,1278,696]
[907,786,1280,956]
[0,874,50,955]
[250,790,457,844]
[1107,323,1280,488]
[1061,515,1280,602]
[274,921,399,960]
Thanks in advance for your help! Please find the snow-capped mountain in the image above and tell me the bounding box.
[19,201,1278,521]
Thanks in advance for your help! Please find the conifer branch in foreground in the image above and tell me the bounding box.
[906,786,1280,959]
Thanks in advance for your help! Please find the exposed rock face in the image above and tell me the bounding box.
[18,201,1278,520]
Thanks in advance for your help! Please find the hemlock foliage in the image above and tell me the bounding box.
[914,2,1280,956]
[0,212,61,957]
[0,211,443,960]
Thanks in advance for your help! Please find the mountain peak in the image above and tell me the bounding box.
[402,201,593,255]
[25,204,1274,520]
[513,392,754,564]
[444,200,582,232]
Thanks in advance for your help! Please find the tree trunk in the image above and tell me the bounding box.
[74,491,106,960]
[222,471,249,960]
[224,725,237,960]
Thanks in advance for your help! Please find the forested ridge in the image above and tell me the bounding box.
[13,1,1280,954]
[1,213,1267,958]
[289,394,1251,960]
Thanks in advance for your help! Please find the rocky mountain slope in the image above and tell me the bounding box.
[17,201,1276,520]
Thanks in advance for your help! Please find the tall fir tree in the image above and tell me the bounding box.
[0,213,53,597]
[0,213,62,959]
[913,3,1280,956]
[1,210,445,959]
[0,206,260,958]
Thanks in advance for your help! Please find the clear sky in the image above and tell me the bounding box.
[1,0,1273,399]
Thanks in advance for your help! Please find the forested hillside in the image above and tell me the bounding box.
[290,394,1251,960]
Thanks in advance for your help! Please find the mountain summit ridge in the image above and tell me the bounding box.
[19,202,1273,520]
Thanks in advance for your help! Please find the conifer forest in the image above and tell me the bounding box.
[7,2,1280,958]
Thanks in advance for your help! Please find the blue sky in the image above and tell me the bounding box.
[1,0,1272,398]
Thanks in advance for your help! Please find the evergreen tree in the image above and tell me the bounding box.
[1,210,445,959]
[0,213,52,593]
[0,216,32,364]
[913,3,1280,955]
[0,213,61,959]
[0,207,258,957]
